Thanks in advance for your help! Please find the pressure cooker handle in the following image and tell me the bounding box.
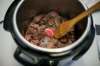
[3,0,20,31]
[14,47,58,66]
[14,47,39,66]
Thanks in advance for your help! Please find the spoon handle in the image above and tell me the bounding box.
[71,2,100,25]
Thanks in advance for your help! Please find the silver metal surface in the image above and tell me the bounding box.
[13,0,92,54]
[0,0,100,66]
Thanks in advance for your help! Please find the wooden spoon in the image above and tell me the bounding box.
[54,2,100,39]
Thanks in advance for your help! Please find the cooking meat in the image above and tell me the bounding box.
[23,11,76,48]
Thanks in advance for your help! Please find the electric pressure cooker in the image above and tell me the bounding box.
[3,0,95,66]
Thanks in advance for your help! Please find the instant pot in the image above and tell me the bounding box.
[3,0,95,66]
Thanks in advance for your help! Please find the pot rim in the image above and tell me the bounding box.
[13,0,91,53]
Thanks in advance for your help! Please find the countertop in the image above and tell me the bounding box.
[0,0,100,66]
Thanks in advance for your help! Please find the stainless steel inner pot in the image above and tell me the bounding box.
[13,0,92,56]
